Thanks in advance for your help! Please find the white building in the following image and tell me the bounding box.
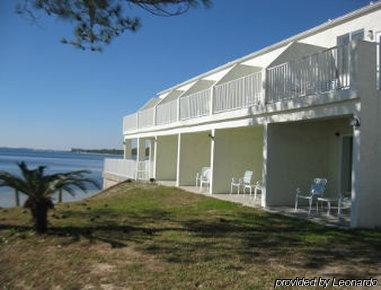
[103,2,381,229]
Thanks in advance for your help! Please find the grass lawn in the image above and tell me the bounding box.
[0,182,380,289]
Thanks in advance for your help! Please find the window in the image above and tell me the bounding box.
[337,29,364,46]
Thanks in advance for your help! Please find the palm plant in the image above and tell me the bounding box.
[0,162,99,234]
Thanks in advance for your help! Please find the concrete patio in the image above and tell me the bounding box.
[180,185,350,228]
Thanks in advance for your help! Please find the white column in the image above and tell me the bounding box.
[261,123,268,207]
[135,138,141,180]
[176,133,182,186]
[153,136,158,179]
[209,129,216,194]
[350,41,381,228]
[123,139,133,159]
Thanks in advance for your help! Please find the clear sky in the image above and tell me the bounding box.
[0,0,370,150]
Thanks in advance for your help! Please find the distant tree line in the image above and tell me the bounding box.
[71,148,123,155]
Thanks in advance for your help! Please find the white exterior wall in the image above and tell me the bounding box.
[211,126,264,194]
[351,41,381,228]
[177,132,211,186]
[155,135,178,181]
[300,9,381,47]
[262,118,352,207]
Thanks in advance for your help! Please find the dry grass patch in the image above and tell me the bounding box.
[0,182,380,289]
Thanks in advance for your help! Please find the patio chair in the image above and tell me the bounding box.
[195,167,210,187]
[199,168,211,192]
[294,178,328,214]
[253,181,262,201]
[338,192,351,216]
[230,170,254,195]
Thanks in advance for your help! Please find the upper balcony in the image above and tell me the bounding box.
[123,41,380,134]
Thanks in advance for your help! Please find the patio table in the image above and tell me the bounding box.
[317,197,338,216]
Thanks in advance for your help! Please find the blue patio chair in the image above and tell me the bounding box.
[294,178,328,214]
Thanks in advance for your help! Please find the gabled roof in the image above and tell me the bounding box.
[268,42,327,68]
[139,98,161,110]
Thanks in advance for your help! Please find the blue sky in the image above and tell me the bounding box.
[0,0,369,150]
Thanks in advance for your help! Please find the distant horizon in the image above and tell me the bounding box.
[0,146,123,152]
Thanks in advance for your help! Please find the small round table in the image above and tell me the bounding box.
[316,197,338,216]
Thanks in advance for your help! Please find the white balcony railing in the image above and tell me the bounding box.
[213,71,262,113]
[123,113,138,132]
[138,107,155,128]
[156,99,178,125]
[136,160,153,180]
[122,43,364,133]
[266,44,351,103]
[179,89,211,120]
[103,158,137,179]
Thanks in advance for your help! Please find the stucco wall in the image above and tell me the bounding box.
[351,41,381,228]
[156,135,178,180]
[211,126,264,194]
[177,132,211,186]
[300,9,381,47]
[264,118,352,207]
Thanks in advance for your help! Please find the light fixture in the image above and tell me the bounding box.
[368,30,374,41]
[350,116,361,129]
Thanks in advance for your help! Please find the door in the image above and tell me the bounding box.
[340,136,353,196]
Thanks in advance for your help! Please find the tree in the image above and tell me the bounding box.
[15,0,211,51]
[0,162,99,234]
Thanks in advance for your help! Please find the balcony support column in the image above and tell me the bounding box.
[123,139,133,159]
[176,133,182,186]
[135,138,145,180]
[350,41,381,228]
[209,129,215,194]
[261,123,269,207]
[153,137,158,179]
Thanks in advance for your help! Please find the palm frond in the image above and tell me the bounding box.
[0,171,30,195]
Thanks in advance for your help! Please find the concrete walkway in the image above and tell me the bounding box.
[179,185,350,228]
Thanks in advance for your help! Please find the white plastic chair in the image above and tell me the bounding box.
[230,170,254,195]
[195,167,210,187]
[338,192,351,216]
[253,181,262,201]
[199,168,211,192]
[294,178,328,214]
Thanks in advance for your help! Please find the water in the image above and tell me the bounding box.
[0,148,120,208]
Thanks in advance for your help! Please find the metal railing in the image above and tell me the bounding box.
[156,99,178,125]
[138,107,155,128]
[123,113,138,132]
[266,44,351,103]
[103,159,137,179]
[213,71,262,113]
[136,160,153,180]
[179,89,211,120]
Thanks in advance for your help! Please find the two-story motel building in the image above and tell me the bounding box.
[103,2,381,229]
